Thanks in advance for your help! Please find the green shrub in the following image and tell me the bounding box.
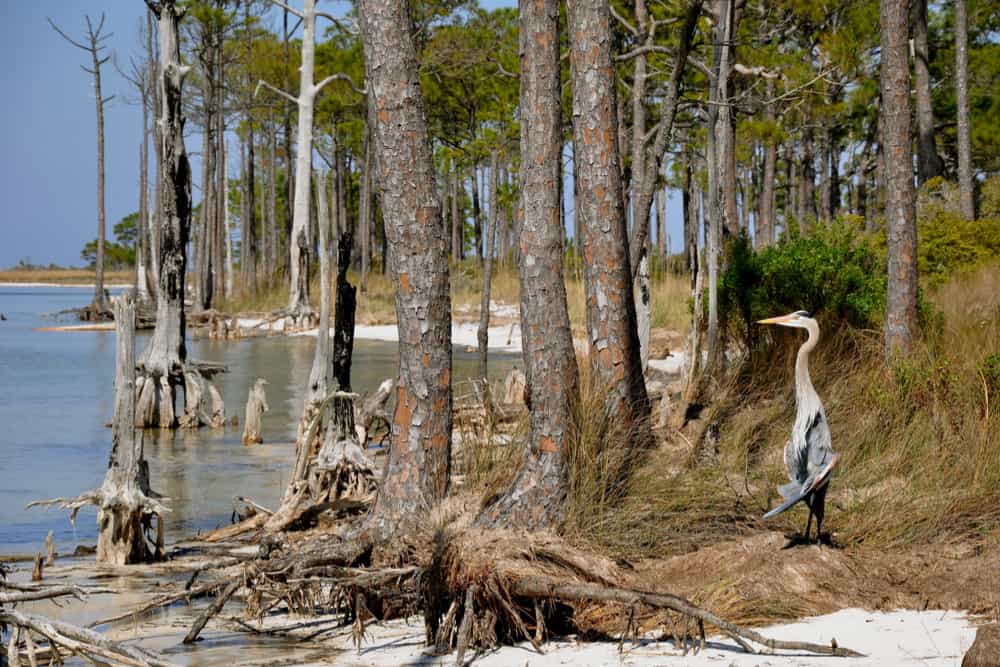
[917,177,1000,285]
[719,222,886,348]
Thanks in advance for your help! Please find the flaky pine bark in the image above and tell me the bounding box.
[955,0,975,221]
[138,0,191,428]
[912,0,942,184]
[358,0,453,540]
[880,0,919,356]
[49,15,112,314]
[477,0,579,530]
[567,0,650,427]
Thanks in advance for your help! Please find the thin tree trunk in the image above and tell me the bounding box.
[147,8,161,295]
[242,0,258,295]
[568,0,650,427]
[93,37,107,311]
[223,140,234,300]
[628,0,703,277]
[283,0,328,323]
[912,0,942,185]
[477,151,500,383]
[451,167,463,260]
[656,186,667,257]
[881,0,919,355]
[955,0,974,220]
[358,0,453,541]
[759,79,777,247]
[360,119,372,292]
[477,0,579,530]
[471,166,483,262]
[282,6,294,279]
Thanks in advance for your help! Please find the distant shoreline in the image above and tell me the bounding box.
[0,281,131,288]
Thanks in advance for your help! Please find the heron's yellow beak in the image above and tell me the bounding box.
[757,314,795,325]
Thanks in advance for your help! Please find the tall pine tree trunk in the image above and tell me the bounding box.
[477,0,579,530]
[358,0,453,541]
[567,0,650,429]
[880,0,919,355]
[955,0,975,220]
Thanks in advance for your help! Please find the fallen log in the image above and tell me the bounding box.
[1,608,182,667]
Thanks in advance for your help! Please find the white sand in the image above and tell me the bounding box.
[274,319,525,354]
[326,608,976,666]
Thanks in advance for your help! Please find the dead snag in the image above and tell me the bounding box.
[28,294,169,565]
[267,201,374,533]
[136,0,225,430]
[242,379,269,445]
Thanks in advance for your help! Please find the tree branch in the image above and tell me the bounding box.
[314,73,365,97]
[265,0,304,19]
[609,4,638,36]
[47,18,93,52]
[255,79,299,105]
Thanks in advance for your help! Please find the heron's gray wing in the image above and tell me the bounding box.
[805,410,833,474]
[763,484,808,519]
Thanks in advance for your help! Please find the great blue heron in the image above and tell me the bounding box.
[759,311,840,543]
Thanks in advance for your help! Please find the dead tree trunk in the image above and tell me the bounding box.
[567,0,650,429]
[476,0,579,531]
[242,379,269,445]
[880,0,919,356]
[49,14,113,316]
[477,150,500,384]
[359,0,454,541]
[138,0,225,430]
[758,79,777,247]
[28,294,168,565]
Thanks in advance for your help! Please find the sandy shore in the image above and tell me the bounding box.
[316,608,977,666]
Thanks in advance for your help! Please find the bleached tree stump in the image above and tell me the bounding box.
[28,294,168,565]
[501,367,526,406]
[242,379,269,445]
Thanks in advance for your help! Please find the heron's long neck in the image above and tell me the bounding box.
[795,324,820,410]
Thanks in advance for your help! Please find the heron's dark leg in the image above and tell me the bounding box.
[813,485,828,544]
[803,492,814,542]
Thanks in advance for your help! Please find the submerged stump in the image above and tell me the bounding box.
[242,378,269,445]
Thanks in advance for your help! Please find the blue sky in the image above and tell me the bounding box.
[0,0,683,268]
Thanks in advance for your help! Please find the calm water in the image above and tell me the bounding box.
[0,287,515,555]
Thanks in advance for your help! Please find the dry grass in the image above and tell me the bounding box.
[0,268,133,285]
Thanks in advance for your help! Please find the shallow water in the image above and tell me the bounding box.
[0,287,517,555]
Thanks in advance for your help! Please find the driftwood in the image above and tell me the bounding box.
[242,378,269,444]
[27,295,169,564]
[0,608,182,667]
